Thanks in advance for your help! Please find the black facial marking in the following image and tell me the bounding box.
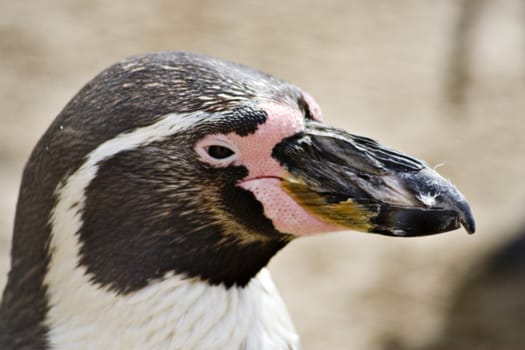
[222,105,268,137]
[78,140,289,293]
[220,184,282,238]
[193,105,268,137]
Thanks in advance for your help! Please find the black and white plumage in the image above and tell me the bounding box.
[0,51,475,349]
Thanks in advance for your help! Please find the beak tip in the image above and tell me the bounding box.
[460,207,476,234]
[449,195,476,234]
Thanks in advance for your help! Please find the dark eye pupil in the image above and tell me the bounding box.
[207,145,234,159]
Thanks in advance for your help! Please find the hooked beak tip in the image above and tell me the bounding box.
[455,200,476,234]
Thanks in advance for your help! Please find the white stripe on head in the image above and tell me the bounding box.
[45,111,298,349]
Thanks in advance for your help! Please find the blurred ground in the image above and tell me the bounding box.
[1,1,524,349]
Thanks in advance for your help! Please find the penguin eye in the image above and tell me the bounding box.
[206,145,235,160]
[195,135,239,167]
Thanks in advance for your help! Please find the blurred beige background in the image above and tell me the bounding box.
[1,1,524,349]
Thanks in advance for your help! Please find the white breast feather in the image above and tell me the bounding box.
[44,112,299,349]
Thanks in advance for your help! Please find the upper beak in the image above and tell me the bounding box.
[272,120,476,237]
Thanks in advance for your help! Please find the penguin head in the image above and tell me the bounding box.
[12,52,475,293]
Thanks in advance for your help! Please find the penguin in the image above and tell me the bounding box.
[0,51,475,349]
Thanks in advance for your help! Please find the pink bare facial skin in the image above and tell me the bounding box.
[196,97,343,236]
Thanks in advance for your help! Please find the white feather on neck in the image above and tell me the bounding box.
[46,268,297,349]
[44,112,299,349]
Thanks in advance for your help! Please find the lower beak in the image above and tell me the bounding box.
[272,121,476,237]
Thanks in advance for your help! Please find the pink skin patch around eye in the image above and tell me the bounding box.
[234,101,342,235]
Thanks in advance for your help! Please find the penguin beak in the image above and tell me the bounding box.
[272,120,476,237]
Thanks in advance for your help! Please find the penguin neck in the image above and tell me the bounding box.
[44,266,298,349]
